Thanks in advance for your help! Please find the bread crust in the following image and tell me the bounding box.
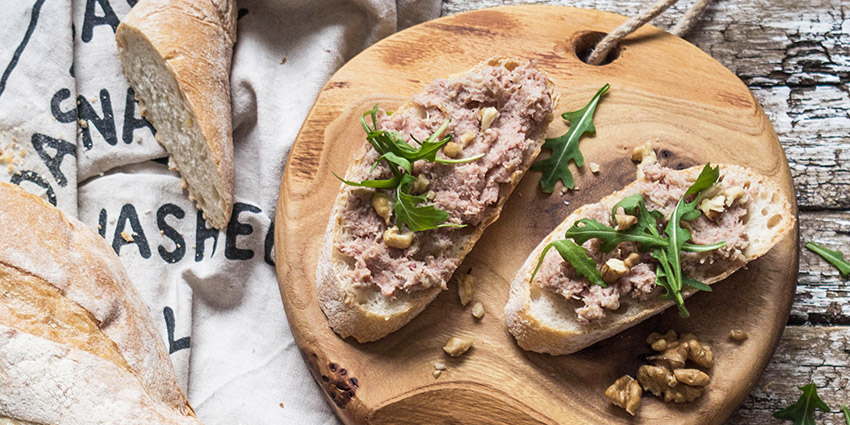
[115,0,236,229]
[317,58,559,343]
[0,182,198,422]
[505,164,795,355]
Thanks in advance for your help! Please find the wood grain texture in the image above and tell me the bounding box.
[441,1,849,423]
[275,5,799,424]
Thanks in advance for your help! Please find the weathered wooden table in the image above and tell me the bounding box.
[441,1,849,423]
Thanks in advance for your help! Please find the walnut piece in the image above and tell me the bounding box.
[663,384,703,403]
[471,302,484,319]
[647,342,688,370]
[647,330,678,350]
[443,337,474,357]
[456,272,474,306]
[372,192,392,225]
[601,258,630,284]
[589,162,601,174]
[605,375,642,416]
[614,211,638,231]
[457,132,476,148]
[623,253,641,269]
[410,174,430,194]
[674,369,710,387]
[638,365,677,397]
[729,329,748,342]
[480,107,500,130]
[443,141,462,158]
[383,226,413,249]
[685,339,714,368]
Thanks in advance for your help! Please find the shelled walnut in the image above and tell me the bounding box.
[607,330,716,415]
[605,375,642,416]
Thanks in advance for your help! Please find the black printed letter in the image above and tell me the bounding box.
[112,204,151,258]
[77,89,117,149]
[123,87,155,144]
[157,203,186,263]
[31,133,76,187]
[82,0,119,42]
[225,203,261,261]
[195,211,219,262]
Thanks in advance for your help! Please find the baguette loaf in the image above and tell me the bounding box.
[116,0,236,229]
[318,58,558,342]
[0,182,200,424]
[505,158,794,355]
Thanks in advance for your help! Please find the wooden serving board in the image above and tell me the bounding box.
[274,5,799,424]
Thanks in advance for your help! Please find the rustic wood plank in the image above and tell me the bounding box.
[795,211,850,325]
[442,0,850,209]
[731,326,850,425]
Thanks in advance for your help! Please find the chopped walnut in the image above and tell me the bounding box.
[443,336,474,357]
[723,186,748,206]
[638,365,677,397]
[383,226,413,249]
[480,107,500,130]
[589,162,601,174]
[623,253,641,268]
[471,302,484,319]
[372,192,392,224]
[684,339,714,368]
[601,258,630,284]
[674,369,710,387]
[457,132,476,148]
[647,330,678,349]
[729,329,748,342]
[613,210,638,231]
[648,342,688,370]
[456,272,474,306]
[663,384,703,403]
[443,141,462,158]
[699,194,726,220]
[632,141,657,179]
[410,174,430,194]
[605,375,642,416]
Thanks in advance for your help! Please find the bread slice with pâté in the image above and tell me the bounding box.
[505,143,795,355]
[318,58,559,343]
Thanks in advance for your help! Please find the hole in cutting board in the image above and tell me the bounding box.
[573,31,620,65]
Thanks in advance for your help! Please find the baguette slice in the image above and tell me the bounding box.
[116,0,236,229]
[318,58,559,342]
[505,161,795,355]
[0,182,200,424]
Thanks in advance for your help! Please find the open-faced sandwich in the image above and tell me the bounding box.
[505,142,795,355]
[318,58,558,342]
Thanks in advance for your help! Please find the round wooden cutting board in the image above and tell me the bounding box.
[274,5,798,424]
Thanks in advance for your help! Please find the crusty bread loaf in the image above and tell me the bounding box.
[0,182,200,424]
[318,58,559,343]
[505,163,795,355]
[116,0,236,229]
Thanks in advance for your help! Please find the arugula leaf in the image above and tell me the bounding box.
[805,242,850,277]
[773,383,831,425]
[530,239,606,287]
[394,175,464,232]
[656,164,720,317]
[338,105,485,232]
[564,218,725,254]
[531,84,609,193]
[842,404,850,425]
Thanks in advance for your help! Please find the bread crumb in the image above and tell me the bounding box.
[432,369,442,378]
[280,56,287,64]
[279,402,284,408]
[589,162,600,173]
[434,362,446,371]
[78,119,88,129]
[472,302,484,319]
[120,231,134,242]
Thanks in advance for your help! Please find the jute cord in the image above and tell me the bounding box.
[587,0,714,65]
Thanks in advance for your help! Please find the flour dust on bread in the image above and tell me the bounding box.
[116,0,236,229]
[505,145,794,355]
[0,182,200,424]
[318,58,559,343]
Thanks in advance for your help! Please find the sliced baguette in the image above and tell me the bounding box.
[318,58,558,343]
[505,163,795,355]
[0,182,199,423]
[116,0,236,229]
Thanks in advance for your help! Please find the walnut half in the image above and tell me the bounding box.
[605,375,642,416]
